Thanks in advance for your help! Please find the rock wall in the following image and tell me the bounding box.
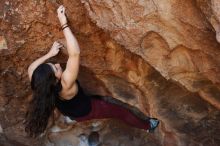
[0,0,220,146]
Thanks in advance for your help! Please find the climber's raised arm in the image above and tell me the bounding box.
[28,42,63,81]
[57,5,80,89]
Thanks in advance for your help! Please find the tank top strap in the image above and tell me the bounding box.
[54,79,84,96]
[75,80,83,92]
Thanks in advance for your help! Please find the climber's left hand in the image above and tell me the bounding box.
[48,41,63,57]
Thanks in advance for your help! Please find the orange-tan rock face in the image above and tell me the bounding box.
[81,0,220,110]
[0,0,220,146]
[196,0,220,43]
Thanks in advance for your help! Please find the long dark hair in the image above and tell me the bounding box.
[25,63,57,137]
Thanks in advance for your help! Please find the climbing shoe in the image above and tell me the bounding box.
[147,118,159,133]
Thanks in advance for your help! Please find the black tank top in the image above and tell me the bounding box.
[55,80,92,118]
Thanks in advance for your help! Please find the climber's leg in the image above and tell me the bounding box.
[74,98,151,130]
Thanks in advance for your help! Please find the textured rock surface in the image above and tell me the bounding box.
[82,0,220,110]
[196,0,220,43]
[0,0,220,146]
[47,119,161,146]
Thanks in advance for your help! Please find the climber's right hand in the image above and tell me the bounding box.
[57,5,67,26]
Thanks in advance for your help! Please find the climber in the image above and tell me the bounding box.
[24,5,159,137]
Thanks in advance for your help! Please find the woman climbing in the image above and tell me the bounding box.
[25,5,159,137]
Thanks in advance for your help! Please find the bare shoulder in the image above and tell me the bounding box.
[58,81,78,100]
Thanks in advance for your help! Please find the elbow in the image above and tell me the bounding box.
[27,68,33,81]
[28,65,36,80]
[67,45,80,56]
[75,50,80,55]
[28,65,35,73]
[69,51,80,57]
[27,66,32,73]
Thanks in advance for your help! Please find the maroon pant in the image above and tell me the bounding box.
[74,98,150,130]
